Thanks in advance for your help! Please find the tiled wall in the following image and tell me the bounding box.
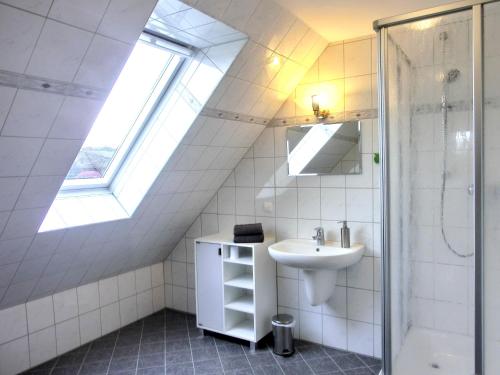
[0,263,167,375]
[167,35,382,357]
[0,0,329,371]
[0,0,326,310]
[275,37,377,120]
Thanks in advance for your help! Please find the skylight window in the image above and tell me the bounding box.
[40,21,245,233]
[63,32,187,190]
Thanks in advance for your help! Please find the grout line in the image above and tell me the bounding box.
[47,352,59,375]
[212,335,225,374]
[323,350,347,375]
[0,85,19,134]
[24,303,32,369]
[104,326,120,375]
[134,319,145,375]
[296,350,317,374]
[163,310,167,375]
[241,343,256,375]
[75,340,92,375]
[185,314,195,374]
[270,350,287,375]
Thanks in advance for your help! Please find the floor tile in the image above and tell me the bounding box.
[138,352,165,369]
[357,354,381,367]
[224,369,254,375]
[137,366,166,375]
[165,349,192,364]
[79,361,109,375]
[51,367,81,375]
[252,364,283,375]
[216,343,245,357]
[332,354,366,370]
[113,344,140,358]
[54,352,87,368]
[279,361,314,374]
[192,346,218,362]
[165,338,190,351]
[322,346,349,358]
[298,343,329,360]
[193,358,223,372]
[142,332,165,344]
[108,356,138,372]
[20,308,380,375]
[85,347,114,363]
[165,362,194,374]
[220,355,251,371]
[305,356,342,373]
[190,335,215,348]
[140,341,165,355]
[344,367,376,375]
[246,352,277,368]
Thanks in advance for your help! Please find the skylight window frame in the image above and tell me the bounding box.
[61,31,193,192]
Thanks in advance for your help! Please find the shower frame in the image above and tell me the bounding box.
[374,0,496,374]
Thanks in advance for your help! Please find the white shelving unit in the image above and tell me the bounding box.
[194,234,276,346]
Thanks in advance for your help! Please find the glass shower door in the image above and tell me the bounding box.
[483,2,500,373]
[383,10,475,375]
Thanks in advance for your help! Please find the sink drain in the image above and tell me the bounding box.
[430,363,440,369]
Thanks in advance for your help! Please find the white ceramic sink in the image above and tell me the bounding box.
[269,239,365,305]
[268,239,364,270]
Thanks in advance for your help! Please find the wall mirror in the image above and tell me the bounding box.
[286,121,362,176]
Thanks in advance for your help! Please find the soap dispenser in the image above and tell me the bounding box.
[338,221,350,248]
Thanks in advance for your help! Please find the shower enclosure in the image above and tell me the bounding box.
[375,1,500,374]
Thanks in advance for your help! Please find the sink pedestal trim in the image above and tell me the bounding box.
[303,269,337,306]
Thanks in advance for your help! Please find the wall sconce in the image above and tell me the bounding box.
[311,94,330,119]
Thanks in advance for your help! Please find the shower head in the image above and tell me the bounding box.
[444,68,460,83]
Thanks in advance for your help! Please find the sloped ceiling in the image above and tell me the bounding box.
[0,0,327,309]
[272,0,456,41]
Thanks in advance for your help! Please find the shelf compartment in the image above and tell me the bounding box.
[225,294,254,314]
[226,319,255,341]
[223,245,253,266]
[224,273,253,289]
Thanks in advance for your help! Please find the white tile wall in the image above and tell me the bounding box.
[167,35,382,357]
[26,296,53,333]
[0,262,167,374]
[28,326,56,367]
[0,0,331,369]
[0,0,326,313]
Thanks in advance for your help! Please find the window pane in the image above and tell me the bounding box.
[66,39,179,181]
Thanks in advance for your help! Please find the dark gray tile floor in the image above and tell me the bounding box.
[24,309,381,375]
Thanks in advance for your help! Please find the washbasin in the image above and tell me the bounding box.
[269,239,365,306]
[268,239,364,270]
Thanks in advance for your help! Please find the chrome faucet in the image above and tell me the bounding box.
[312,227,325,246]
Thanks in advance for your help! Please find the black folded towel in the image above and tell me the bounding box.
[234,223,263,236]
[234,234,264,243]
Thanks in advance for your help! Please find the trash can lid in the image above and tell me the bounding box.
[272,314,294,325]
